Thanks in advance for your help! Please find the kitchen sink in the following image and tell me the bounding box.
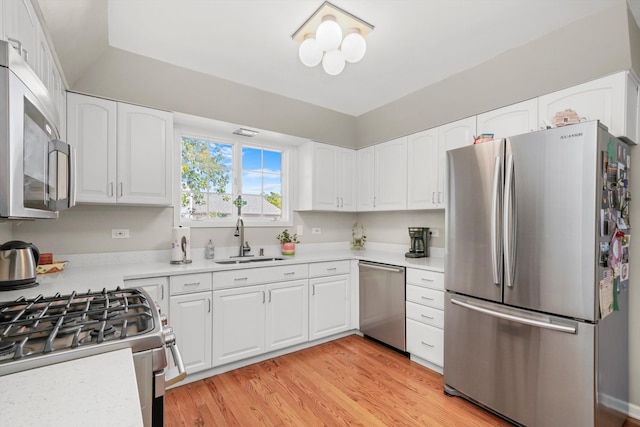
[214,257,286,265]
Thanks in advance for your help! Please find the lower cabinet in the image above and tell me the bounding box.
[169,274,213,374]
[212,279,309,366]
[309,261,351,340]
[405,268,445,371]
[124,276,169,318]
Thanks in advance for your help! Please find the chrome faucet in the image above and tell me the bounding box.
[232,195,252,258]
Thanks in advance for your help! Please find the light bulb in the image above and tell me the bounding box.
[342,29,366,63]
[316,16,342,52]
[322,49,345,76]
[298,36,323,67]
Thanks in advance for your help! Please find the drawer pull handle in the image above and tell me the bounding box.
[421,278,434,282]
[184,282,200,286]
[420,314,434,319]
[421,341,435,348]
[421,296,434,301]
[283,272,296,276]
[234,277,248,281]
[327,267,337,271]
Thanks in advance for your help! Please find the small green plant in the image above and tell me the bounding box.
[276,229,300,244]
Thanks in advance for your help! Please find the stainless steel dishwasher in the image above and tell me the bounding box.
[359,261,406,352]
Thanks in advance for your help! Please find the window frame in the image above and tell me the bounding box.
[174,128,293,228]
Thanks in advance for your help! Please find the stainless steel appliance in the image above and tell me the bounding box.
[0,40,75,219]
[0,240,39,290]
[0,287,186,426]
[359,261,406,351]
[405,227,430,258]
[444,121,629,427]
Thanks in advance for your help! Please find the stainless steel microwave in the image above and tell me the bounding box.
[0,40,75,219]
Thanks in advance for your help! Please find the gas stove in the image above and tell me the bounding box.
[0,287,169,374]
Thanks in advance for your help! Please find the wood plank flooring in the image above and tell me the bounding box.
[165,335,639,426]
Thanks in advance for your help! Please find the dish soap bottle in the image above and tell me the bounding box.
[205,239,215,259]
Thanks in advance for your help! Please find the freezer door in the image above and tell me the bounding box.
[444,293,595,427]
[504,122,599,320]
[446,139,504,302]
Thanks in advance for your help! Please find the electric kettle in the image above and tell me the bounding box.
[0,240,40,290]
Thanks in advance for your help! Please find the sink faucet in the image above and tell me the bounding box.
[233,195,252,258]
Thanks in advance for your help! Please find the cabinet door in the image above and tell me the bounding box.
[212,286,266,366]
[170,291,212,374]
[437,117,475,208]
[311,143,338,210]
[265,280,309,351]
[537,72,627,138]
[5,0,38,71]
[356,146,375,211]
[117,103,173,205]
[309,275,350,340]
[476,99,538,140]
[374,137,407,211]
[125,277,169,318]
[407,129,439,210]
[67,93,118,203]
[337,148,356,211]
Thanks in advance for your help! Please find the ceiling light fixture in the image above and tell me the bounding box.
[292,1,373,76]
[233,128,259,137]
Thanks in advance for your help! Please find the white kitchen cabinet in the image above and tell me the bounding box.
[297,141,355,211]
[4,0,38,73]
[476,99,538,140]
[124,276,169,318]
[212,279,308,366]
[309,262,351,340]
[356,145,375,211]
[538,71,638,143]
[170,291,212,374]
[357,137,408,211]
[169,273,213,374]
[436,117,475,208]
[407,129,438,209]
[67,93,173,205]
[405,268,445,373]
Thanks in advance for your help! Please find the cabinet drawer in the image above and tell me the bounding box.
[406,318,444,367]
[214,264,308,289]
[406,301,444,329]
[309,260,350,277]
[406,268,444,290]
[406,284,444,310]
[170,273,213,295]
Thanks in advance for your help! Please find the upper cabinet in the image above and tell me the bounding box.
[67,93,173,206]
[476,99,538,140]
[436,117,475,208]
[407,129,438,210]
[297,141,356,211]
[538,71,638,143]
[357,137,407,211]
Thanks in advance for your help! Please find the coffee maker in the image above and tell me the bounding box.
[405,227,430,258]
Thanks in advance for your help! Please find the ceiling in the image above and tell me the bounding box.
[38,0,640,117]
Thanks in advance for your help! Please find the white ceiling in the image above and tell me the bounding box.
[39,0,640,117]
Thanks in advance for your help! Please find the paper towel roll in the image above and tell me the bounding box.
[171,226,191,263]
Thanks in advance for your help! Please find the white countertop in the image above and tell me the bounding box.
[0,348,143,427]
[0,245,444,302]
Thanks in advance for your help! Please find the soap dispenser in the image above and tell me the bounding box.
[205,239,215,259]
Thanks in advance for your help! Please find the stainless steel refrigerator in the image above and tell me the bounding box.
[444,121,630,427]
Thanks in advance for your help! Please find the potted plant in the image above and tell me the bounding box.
[276,229,300,255]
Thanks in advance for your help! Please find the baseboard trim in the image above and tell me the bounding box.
[629,401,640,420]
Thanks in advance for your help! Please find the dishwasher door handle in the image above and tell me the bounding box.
[358,262,404,273]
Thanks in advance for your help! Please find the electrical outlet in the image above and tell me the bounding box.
[312,227,322,235]
[430,229,440,238]
[297,225,304,236]
[112,229,130,238]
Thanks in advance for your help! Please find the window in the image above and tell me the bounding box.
[179,134,288,226]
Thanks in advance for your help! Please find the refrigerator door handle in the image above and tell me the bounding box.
[503,154,516,288]
[451,297,577,334]
[491,155,502,285]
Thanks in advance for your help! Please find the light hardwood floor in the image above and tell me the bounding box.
[165,335,640,426]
